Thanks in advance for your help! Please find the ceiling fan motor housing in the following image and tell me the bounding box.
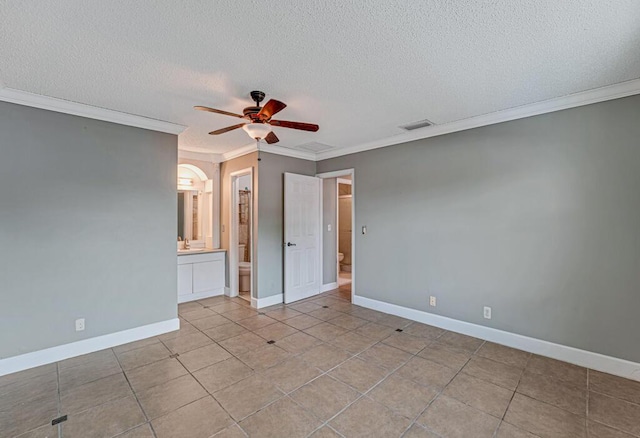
[243,106,262,120]
[250,90,266,105]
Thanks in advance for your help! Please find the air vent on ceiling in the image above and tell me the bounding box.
[400,118,434,131]
[295,142,334,152]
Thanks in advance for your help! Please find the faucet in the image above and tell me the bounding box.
[184,238,190,250]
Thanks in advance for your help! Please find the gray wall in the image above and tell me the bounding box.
[322,178,337,284]
[0,101,177,359]
[257,152,316,298]
[317,95,640,363]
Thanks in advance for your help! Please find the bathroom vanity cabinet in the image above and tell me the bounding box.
[177,250,226,303]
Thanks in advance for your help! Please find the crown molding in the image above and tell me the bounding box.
[178,149,224,163]
[0,87,186,135]
[259,144,316,161]
[12,76,632,162]
[222,143,257,161]
[217,142,317,162]
[316,78,640,161]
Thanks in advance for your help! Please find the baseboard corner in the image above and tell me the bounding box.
[251,293,284,309]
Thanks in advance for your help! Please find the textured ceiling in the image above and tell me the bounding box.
[1,1,640,155]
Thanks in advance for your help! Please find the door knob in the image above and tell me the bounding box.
[287,242,296,247]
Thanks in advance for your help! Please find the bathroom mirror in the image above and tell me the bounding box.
[177,163,218,249]
[177,189,202,241]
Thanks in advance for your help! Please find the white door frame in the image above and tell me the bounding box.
[316,169,355,302]
[229,167,253,299]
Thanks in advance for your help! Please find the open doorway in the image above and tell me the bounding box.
[337,177,352,288]
[229,168,253,302]
[317,169,355,302]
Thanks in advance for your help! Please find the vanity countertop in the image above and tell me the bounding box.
[177,248,227,256]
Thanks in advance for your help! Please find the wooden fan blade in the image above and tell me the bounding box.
[258,99,287,120]
[194,106,245,119]
[209,123,246,135]
[265,131,279,144]
[269,120,319,132]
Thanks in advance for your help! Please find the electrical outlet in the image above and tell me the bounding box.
[75,318,85,331]
[483,306,492,319]
[328,224,332,232]
[429,296,436,307]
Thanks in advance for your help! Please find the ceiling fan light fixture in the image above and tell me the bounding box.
[242,123,272,140]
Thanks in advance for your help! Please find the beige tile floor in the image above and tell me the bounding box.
[2,284,640,437]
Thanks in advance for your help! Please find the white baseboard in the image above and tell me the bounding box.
[354,296,640,382]
[224,287,231,297]
[251,293,284,309]
[0,318,180,377]
[178,288,224,303]
[321,282,339,293]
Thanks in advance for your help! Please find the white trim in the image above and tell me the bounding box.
[353,296,640,382]
[260,144,316,161]
[212,164,221,249]
[251,293,284,309]
[315,78,640,161]
[316,169,355,179]
[178,149,224,163]
[223,143,257,161]
[178,163,208,182]
[0,318,180,377]
[321,282,339,293]
[0,87,186,135]
[220,142,317,162]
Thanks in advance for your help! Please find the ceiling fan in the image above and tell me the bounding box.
[195,90,319,144]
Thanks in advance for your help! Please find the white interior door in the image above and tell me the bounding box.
[284,173,321,304]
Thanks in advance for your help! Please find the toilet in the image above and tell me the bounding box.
[338,252,344,263]
[238,244,251,292]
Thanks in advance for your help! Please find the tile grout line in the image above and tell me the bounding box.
[296,292,459,437]
[173,295,355,432]
[405,340,481,438]
[493,347,533,437]
[249,298,348,433]
[111,345,159,438]
[155,318,248,432]
[56,362,62,438]
[195,292,373,434]
[586,368,590,435]
[299,325,452,437]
